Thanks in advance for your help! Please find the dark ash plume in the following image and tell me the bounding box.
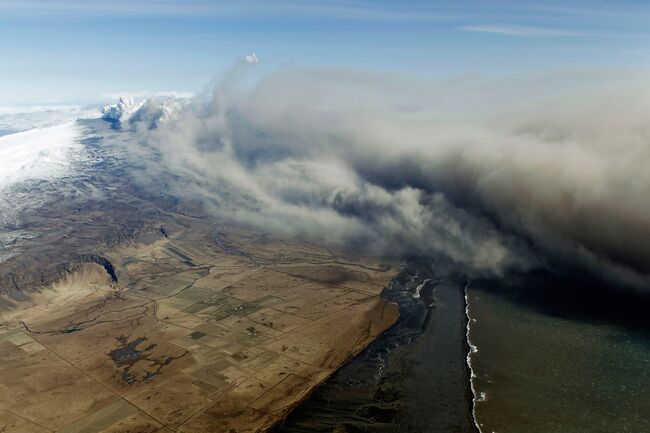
[119,65,650,289]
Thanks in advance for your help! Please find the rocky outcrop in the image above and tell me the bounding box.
[0,254,117,298]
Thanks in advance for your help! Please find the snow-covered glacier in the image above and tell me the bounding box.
[0,121,84,188]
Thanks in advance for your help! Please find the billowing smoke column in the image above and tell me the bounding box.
[122,61,650,290]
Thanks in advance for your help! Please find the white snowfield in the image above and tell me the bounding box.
[0,105,98,134]
[0,121,82,188]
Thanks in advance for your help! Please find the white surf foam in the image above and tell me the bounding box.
[465,281,484,433]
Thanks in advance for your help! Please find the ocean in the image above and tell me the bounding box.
[467,282,650,433]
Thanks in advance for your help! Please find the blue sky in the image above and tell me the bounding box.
[1,0,649,104]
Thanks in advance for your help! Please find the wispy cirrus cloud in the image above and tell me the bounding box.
[459,24,587,37]
[0,0,457,22]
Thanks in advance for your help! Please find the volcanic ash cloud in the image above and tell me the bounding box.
[124,68,650,290]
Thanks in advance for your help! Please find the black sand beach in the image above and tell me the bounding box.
[276,259,477,433]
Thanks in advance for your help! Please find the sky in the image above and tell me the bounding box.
[1,0,650,104]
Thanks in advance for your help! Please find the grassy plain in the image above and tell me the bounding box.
[0,221,399,432]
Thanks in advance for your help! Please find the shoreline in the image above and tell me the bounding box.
[464,283,483,433]
[462,280,650,433]
[277,259,478,433]
[268,297,401,430]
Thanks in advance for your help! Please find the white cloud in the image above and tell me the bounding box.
[245,53,260,64]
[0,1,458,23]
[459,25,587,37]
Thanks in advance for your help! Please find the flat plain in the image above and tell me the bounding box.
[0,219,399,433]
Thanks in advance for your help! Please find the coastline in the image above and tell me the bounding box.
[463,280,650,433]
[464,283,482,433]
[266,297,401,431]
[277,258,478,433]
